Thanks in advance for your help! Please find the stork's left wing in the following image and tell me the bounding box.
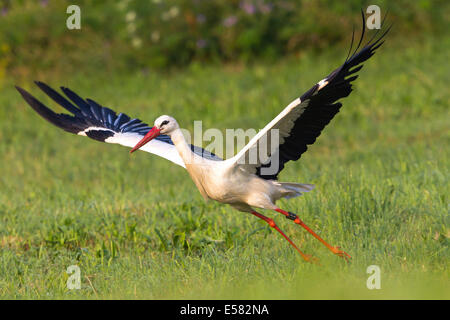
[16,82,220,167]
[231,15,390,180]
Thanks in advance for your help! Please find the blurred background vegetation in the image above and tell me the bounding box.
[0,0,448,82]
[0,1,449,299]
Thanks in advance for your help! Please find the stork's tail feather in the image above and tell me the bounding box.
[277,182,315,199]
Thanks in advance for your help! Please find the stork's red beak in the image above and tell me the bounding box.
[130,127,161,154]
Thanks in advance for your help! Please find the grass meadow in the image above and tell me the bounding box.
[0,34,448,299]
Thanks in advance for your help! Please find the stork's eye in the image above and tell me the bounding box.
[160,120,169,127]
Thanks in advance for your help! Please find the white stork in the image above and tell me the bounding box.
[16,16,389,262]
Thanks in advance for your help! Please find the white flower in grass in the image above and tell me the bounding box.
[132,37,142,48]
[126,11,136,22]
[169,6,179,18]
[162,7,179,21]
[151,31,160,42]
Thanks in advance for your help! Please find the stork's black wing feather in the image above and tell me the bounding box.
[16,82,220,161]
[256,15,390,180]
[18,81,157,137]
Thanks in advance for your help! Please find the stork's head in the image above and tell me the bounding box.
[154,115,178,134]
[130,115,178,153]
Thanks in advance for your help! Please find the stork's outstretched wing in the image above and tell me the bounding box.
[231,13,390,180]
[16,82,220,167]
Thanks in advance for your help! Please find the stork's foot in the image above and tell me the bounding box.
[303,254,320,265]
[250,211,316,263]
[275,208,352,262]
[331,246,351,262]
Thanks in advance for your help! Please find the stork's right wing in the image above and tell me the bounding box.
[16,82,220,167]
[230,12,390,180]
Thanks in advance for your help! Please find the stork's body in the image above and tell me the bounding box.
[168,126,311,212]
[16,15,389,262]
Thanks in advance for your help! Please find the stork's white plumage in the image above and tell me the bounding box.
[16,16,390,262]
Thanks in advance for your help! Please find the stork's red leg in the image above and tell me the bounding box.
[250,211,317,263]
[275,208,351,262]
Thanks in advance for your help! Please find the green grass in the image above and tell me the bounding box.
[0,35,448,299]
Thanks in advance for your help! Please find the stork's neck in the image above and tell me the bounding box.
[169,129,195,165]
